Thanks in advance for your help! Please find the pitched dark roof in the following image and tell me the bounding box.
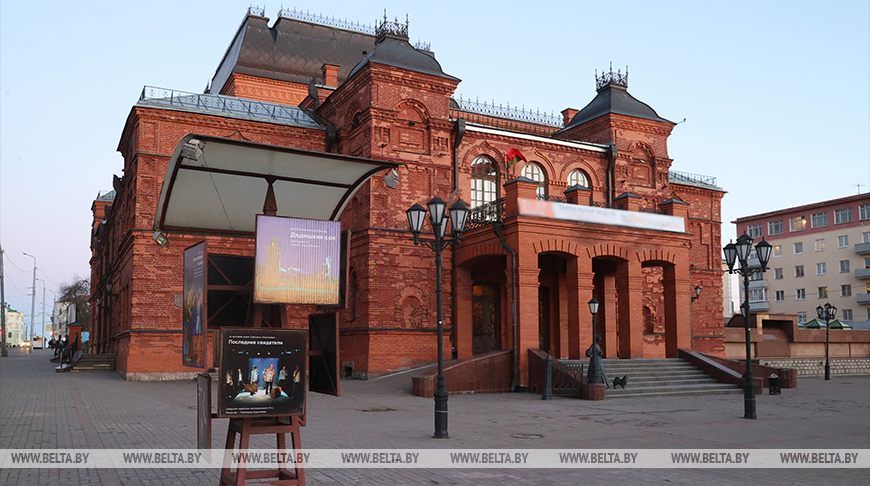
[209,14,377,94]
[557,83,674,132]
[348,33,458,81]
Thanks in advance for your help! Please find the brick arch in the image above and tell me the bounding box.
[461,144,503,175]
[636,249,677,265]
[586,244,631,261]
[396,99,430,122]
[629,140,656,160]
[454,242,508,267]
[396,285,429,328]
[531,239,583,256]
[529,148,556,178]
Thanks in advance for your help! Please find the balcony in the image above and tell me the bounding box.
[857,294,870,305]
[855,242,870,255]
[856,268,870,280]
[749,301,769,312]
[748,279,767,289]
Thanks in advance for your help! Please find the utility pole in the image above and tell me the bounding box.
[1,246,8,357]
[24,253,37,341]
[37,278,46,348]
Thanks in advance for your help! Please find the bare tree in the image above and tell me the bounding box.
[58,275,90,331]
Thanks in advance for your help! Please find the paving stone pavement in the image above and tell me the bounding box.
[1,347,868,486]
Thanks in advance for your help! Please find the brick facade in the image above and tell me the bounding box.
[90,11,725,385]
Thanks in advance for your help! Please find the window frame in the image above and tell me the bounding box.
[789,216,806,232]
[521,162,547,198]
[768,220,784,236]
[469,156,499,209]
[796,288,806,300]
[834,207,853,224]
[747,224,763,238]
[811,212,828,228]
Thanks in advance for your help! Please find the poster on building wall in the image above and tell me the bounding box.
[253,215,341,305]
[218,328,307,418]
[183,241,207,368]
[518,198,686,233]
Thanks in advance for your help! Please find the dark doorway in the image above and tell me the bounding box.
[472,283,500,355]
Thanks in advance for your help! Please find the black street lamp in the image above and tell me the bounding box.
[586,298,603,383]
[723,233,772,419]
[406,197,470,439]
[690,285,702,351]
[816,302,837,380]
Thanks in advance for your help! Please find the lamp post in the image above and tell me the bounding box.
[586,298,603,383]
[690,285,702,351]
[406,197,469,439]
[23,253,36,342]
[37,278,46,349]
[816,302,837,380]
[723,234,772,419]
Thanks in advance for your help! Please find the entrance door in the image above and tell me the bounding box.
[472,283,500,355]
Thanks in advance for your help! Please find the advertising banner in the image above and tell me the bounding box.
[182,241,207,368]
[518,198,686,233]
[253,215,341,305]
[218,328,307,418]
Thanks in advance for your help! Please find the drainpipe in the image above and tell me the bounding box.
[493,222,518,391]
[606,142,618,207]
[449,118,466,359]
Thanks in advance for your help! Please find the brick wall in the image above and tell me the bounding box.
[760,357,870,376]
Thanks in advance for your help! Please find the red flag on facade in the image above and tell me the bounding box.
[505,148,527,167]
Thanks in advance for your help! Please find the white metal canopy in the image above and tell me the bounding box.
[154,134,399,236]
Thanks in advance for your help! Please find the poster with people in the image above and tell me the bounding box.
[182,241,207,368]
[218,328,307,418]
[253,215,341,305]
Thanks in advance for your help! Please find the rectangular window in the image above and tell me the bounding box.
[795,265,804,277]
[840,260,850,273]
[797,312,807,324]
[811,212,828,228]
[775,290,784,302]
[842,309,853,321]
[747,224,762,238]
[794,242,803,254]
[768,220,784,235]
[842,284,851,297]
[790,216,806,232]
[838,235,849,248]
[834,208,853,224]
[864,232,870,244]
[749,271,763,281]
[866,257,870,269]
[816,262,826,275]
[818,286,827,299]
[773,245,782,257]
[796,288,805,300]
[749,289,767,303]
[815,239,825,251]
[774,268,783,279]
[860,204,870,221]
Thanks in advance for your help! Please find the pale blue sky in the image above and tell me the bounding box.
[1,1,868,327]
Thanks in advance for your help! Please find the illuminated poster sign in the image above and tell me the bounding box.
[218,328,307,418]
[518,198,686,233]
[254,215,341,305]
[183,241,207,368]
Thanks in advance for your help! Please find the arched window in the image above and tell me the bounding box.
[567,169,589,189]
[470,156,498,208]
[522,162,547,198]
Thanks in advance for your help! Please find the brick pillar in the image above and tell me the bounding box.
[567,255,594,359]
[616,259,644,358]
[614,192,641,211]
[564,185,591,205]
[663,262,692,357]
[600,274,618,358]
[454,266,474,359]
[659,198,690,229]
[557,274,568,358]
[503,177,539,218]
[515,251,540,388]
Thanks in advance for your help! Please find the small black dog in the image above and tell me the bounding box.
[613,375,628,389]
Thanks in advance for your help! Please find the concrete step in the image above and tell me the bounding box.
[606,385,742,399]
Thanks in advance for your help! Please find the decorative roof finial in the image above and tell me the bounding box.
[595,62,629,91]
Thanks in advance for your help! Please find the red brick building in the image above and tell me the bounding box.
[90,8,725,384]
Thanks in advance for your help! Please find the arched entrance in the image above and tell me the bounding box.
[472,283,500,355]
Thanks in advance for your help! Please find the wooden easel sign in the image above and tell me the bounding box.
[218,328,307,418]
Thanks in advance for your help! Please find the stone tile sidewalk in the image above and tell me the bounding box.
[1,347,868,485]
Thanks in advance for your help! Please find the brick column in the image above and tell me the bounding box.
[503,177,539,218]
[614,192,641,211]
[567,255,594,359]
[663,262,692,357]
[600,274,618,358]
[616,258,644,358]
[454,266,474,359]
[564,185,591,205]
[514,241,540,388]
